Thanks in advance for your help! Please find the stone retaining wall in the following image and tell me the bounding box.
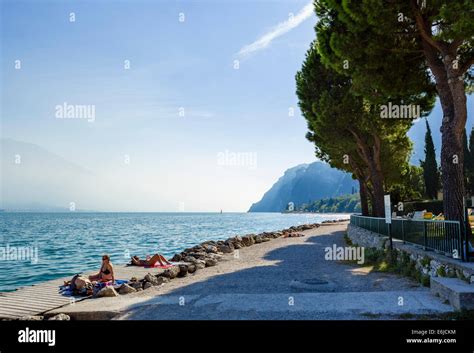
[347,224,474,284]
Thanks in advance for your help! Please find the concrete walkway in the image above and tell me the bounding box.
[47,222,454,320]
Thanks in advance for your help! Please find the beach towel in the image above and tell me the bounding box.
[59,279,129,296]
[95,279,128,289]
[145,261,190,267]
[128,261,187,268]
[144,263,174,269]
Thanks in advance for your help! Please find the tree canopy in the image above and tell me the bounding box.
[296,42,413,216]
[314,0,473,223]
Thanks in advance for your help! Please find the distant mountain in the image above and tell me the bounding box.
[248,161,358,212]
[0,138,96,211]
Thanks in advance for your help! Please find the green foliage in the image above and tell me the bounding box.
[420,256,431,267]
[296,41,414,216]
[387,165,425,205]
[420,120,440,199]
[437,266,447,277]
[343,232,353,246]
[314,0,473,223]
[315,0,438,106]
[299,193,361,213]
[359,248,431,287]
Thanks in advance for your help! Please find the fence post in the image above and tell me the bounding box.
[402,220,405,243]
[423,221,427,250]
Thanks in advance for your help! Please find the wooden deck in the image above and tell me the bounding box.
[0,265,170,319]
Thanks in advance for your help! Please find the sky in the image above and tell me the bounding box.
[0,0,472,212]
[1,0,320,212]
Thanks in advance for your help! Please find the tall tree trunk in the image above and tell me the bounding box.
[368,170,385,217]
[419,40,467,224]
[349,129,386,217]
[349,158,371,216]
[412,3,469,225]
[359,179,369,216]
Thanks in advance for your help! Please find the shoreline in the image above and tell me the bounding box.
[7,218,451,321]
[1,219,349,320]
[47,220,350,320]
[0,212,349,293]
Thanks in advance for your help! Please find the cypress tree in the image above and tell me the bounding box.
[421,120,439,199]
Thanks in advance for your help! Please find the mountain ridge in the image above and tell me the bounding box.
[248,161,358,212]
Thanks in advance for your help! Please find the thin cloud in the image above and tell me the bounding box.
[237,2,314,58]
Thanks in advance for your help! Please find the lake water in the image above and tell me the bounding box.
[0,212,350,291]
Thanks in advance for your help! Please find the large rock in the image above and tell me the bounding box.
[96,286,118,298]
[204,245,218,254]
[241,235,255,247]
[188,252,207,259]
[226,236,243,248]
[162,266,180,279]
[178,265,188,277]
[217,244,234,254]
[154,275,170,284]
[208,253,222,261]
[118,283,137,295]
[171,254,182,262]
[143,282,153,290]
[184,256,197,263]
[48,313,70,321]
[205,258,218,267]
[224,240,235,249]
[187,264,197,273]
[144,273,160,285]
[194,260,206,269]
[191,245,205,252]
[129,280,143,290]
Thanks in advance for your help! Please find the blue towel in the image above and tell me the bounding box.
[59,279,129,296]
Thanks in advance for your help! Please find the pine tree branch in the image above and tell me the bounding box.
[410,0,447,53]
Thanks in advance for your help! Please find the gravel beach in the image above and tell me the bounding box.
[46,221,452,320]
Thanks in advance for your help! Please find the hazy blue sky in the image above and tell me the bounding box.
[1,0,472,211]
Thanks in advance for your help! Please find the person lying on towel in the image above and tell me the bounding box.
[89,254,115,283]
[130,254,172,267]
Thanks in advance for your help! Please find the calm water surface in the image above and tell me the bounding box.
[0,212,350,291]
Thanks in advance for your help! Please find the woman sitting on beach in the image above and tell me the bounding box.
[130,254,171,267]
[89,254,115,283]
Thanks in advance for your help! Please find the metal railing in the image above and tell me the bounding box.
[350,214,462,259]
